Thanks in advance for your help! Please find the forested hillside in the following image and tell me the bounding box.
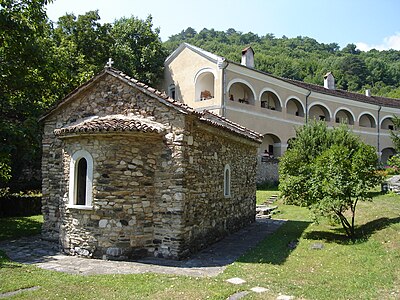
[164,27,400,99]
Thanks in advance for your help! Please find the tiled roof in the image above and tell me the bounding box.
[54,115,165,137]
[42,67,262,143]
[280,77,400,108]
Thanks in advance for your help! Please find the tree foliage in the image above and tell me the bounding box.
[0,2,167,189]
[279,121,381,238]
[111,15,167,85]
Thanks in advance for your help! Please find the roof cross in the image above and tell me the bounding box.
[105,58,114,68]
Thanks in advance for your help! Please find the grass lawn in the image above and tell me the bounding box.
[0,192,399,299]
[256,186,280,205]
[0,215,43,241]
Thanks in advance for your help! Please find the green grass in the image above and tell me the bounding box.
[256,187,280,205]
[0,192,399,299]
[0,215,43,241]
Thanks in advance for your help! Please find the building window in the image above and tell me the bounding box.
[168,84,176,100]
[76,158,87,205]
[69,150,93,209]
[224,164,231,197]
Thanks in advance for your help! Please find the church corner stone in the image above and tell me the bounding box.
[41,71,260,260]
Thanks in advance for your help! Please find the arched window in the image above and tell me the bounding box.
[260,90,282,111]
[69,150,93,208]
[335,108,355,125]
[195,70,215,101]
[286,98,305,117]
[358,113,376,128]
[227,80,256,105]
[76,158,87,205]
[224,164,231,197]
[308,103,331,122]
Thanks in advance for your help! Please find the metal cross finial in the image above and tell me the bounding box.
[105,58,114,68]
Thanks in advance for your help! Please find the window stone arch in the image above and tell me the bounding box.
[224,164,231,197]
[69,149,93,209]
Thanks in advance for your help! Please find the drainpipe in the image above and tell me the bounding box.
[305,89,311,124]
[377,106,382,162]
[220,59,229,118]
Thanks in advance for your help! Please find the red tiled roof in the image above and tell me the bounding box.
[281,77,400,108]
[54,115,165,137]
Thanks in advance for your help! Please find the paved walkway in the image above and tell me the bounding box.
[0,218,285,277]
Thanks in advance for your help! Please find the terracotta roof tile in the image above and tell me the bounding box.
[54,115,165,137]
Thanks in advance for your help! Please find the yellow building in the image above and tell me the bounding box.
[164,43,400,163]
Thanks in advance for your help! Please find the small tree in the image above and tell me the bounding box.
[279,121,381,239]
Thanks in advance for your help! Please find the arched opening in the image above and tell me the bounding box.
[286,98,304,117]
[381,147,396,164]
[309,104,331,122]
[228,82,255,105]
[359,113,376,128]
[260,134,282,158]
[381,117,394,130]
[195,71,215,101]
[76,158,87,205]
[335,109,354,125]
[69,149,93,208]
[260,91,282,111]
[224,164,231,197]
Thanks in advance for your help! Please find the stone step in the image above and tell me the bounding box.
[263,194,279,205]
[256,205,278,216]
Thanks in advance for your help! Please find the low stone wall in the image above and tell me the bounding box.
[256,157,279,186]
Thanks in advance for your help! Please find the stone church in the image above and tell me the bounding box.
[40,67,262,260]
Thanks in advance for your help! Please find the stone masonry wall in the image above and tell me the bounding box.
[60,135,163,259]
[42,74,188,259]
[182,119,258,255]
[256,157,279,186]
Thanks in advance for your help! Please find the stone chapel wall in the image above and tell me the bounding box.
[181,120,258,256]
[42,74,188,259]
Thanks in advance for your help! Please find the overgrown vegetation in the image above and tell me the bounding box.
[279,121,382,238]
[1,192,399,299]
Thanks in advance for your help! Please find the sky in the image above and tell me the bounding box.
[46,0,400,51]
